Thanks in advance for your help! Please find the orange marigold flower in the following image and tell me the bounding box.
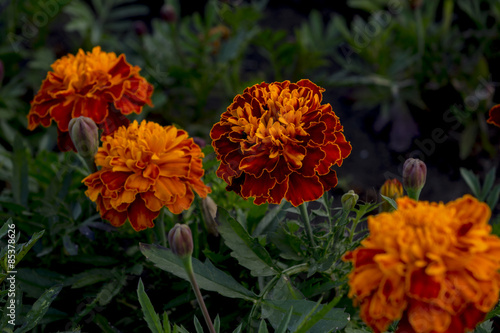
[343,195,500,333]
[82,120,211,231]
[27,46,154,152]
[210,79,351,206]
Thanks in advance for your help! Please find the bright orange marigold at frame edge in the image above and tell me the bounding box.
[27,46,153,152]
[343,195,500,333]
[82,120,211,232]
[210,79,352,207]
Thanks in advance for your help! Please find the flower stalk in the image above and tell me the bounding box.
[182,256,216,333]
[168,224,215,333]
[299,203,316,248]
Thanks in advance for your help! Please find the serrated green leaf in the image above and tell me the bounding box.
[93,313,120,333]
[0,218,12,239]
[262,300,349,333]
[216,207,280,277]
[137,279,163,333]
[96,274,126,306]
[162,311,171,333]
[14,230,45,267]
[474,319,493,333]
[258,320,269,333]
[460,168,481,197]
[232,323,243,333]
[140,243,257,301]
[252,201,289,236]
[193,316,204,333]
[480,168,496,201]
[486,302,500,320]
[380,194,398,211]
[66,268,115,288]
[107,5,149,21]
[214,315,220,333]
[295,296,342,333]
[487,184,500,209]
[275,306,293,333]
[14,284,62,333]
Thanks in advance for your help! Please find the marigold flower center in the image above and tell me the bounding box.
[53,48,119,94]
[231,85,311,148]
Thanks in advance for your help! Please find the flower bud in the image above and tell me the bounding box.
[68,116,99,171]
[160,4,177,22]
[201,195,218,236]
[168,223,193,258]
[402,158,427,200]
[341,190,359,211]
[380,179,403,212]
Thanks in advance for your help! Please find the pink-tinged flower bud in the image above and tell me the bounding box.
[68,116,99,171]
[402,158,427,200]
[380,179,403,212]
[341,190,359,211]
[168,224,193,258]
[161,4,177,22]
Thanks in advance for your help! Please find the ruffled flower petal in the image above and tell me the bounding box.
[344,195,500,333]
[210,79,351,206]
[82,120,211,231]
[27,46,153,152]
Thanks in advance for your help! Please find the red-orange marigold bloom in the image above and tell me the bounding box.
[27,46,154,152]
[210,79,351,206]
[487,104,500,128]
[343,195,500,333]
[82,120,211,231]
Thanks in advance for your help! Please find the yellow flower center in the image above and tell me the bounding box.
[51,47,120,93]
[229,85,311,148]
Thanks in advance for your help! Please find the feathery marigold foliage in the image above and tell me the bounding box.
[83,120,211,231]
[27,46,153,152]
[344,195,500,333]
[210,79,351,206]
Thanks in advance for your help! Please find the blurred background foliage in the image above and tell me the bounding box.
[1,0,500,332]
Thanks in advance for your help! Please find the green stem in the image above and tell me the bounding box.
[183,256,215,333]
[157,209,167,248]
[299,203,316,248]
[441,0,454,36]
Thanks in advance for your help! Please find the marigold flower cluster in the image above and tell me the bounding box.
[27,46,153,151]
[344,195,500,333]
[83,120,211,231]
[210,79,351,206]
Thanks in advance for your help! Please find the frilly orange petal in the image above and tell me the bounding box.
[210,79,351,206]
[27,46,154,152]
[344,195,500,333]
[83,120,211,231]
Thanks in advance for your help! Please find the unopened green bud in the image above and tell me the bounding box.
[168,224,193,258]
[68,116,99,172]
[201,196,218,236]
[341,190,359,211]
[402,158,427,200]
